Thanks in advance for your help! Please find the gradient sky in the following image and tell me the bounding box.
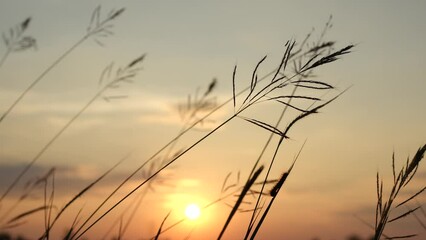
[0,1,425,240]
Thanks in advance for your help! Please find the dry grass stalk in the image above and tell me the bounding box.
[72,81,215,239]
[0,9,356,239]
[154,211,171,240]
[217,165,264,239]
[39,153,129,239]
[374,144,426,240]
[242,22,347,237]
[0,54,144,228]
[0,6,128,207]
[0,17,36,69]
[0,5,125,124]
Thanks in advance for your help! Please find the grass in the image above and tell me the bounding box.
[0,6,128,203]
[373,145,426,240]
[0,4,424,240]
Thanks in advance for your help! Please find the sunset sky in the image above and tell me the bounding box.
[0,1,425,240]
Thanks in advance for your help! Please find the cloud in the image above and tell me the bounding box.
[0,161,146,200]
[0,88,228,132]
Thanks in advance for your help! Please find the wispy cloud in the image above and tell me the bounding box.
[0,161,141,199]
[0,89,228,130]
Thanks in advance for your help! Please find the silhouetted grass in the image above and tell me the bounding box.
[0,5,127,204]
[0,6,397,240]
[0,17,36,69]
[373,145,426,240]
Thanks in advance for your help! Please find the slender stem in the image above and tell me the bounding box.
[243,112,286,239]
[114,188,149,238]
[218,164,263,240]
[0,79,102,203]
[249,141,305,240]
[73,44,322,238]
[148,183,243,239]
[0,176,42,225]
[71,70,278,239]
[243,82,299,239]
[162,94,208,163]
[74,45,322,238]
[75,114,237,239]
[0,8,128,202]
[46,172,55,240]
[249,136,283,240]
[39,153,128,239]
[116,94,209,238]
[0,48,11,69]
[0,35,88,124]
[249,197,274,239]
[44,179,48,240]
[0,194,24,223]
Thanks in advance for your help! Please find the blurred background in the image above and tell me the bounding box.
[0,1,425,239]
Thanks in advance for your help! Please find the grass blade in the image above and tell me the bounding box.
[217,165,264,240]
[154,211,171,240]
[396,186,426,208]
[242,117,283,136]
[232,65,237,111]
[291,80,333,90]
[8,206,49,224]
[388,207,420,223]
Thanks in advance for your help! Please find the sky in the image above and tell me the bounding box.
[0,1,425,240]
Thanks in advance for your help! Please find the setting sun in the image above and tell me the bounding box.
[185,203,201,220]
[1,1,425,240]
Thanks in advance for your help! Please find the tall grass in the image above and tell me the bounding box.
[373,145,426,239]
[4,5,414,240]
[0,6,128,204]
[0,17,36,69]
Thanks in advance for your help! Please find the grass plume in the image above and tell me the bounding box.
[0,17,36,69]
[374,145,426,240]
[0,6,125,124]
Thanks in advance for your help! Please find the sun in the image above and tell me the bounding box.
[185,203,201,220]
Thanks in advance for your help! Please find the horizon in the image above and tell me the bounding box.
[0,1,425,240]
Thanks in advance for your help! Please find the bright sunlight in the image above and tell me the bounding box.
[185,203,201,220]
